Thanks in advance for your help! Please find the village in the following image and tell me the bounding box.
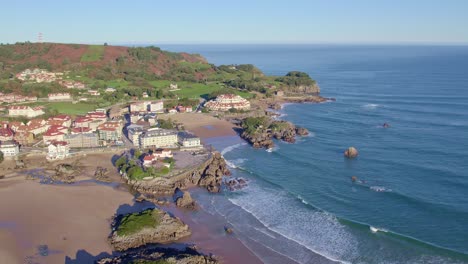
[0,68,253,181]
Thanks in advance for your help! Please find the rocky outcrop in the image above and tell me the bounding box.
[240,130,274,149]
[52,163,76,183]
[344,147,359,158]
[295,127,309,136]
[128,152,231,195]
[109,208,191,251]
[226,178,248,191]
[96,246,219,264]
[175,190,197,210]
[94,166,111,182]
[240,118,309,149]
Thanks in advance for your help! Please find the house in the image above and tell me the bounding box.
[8,106,45,118]
[0,127,14,141]
[153,149,173,158]
[64,133,99,148]
[274,90,285,97]
[14,131,35,146]
[139,128,178,149]
[105,87,116,93]
[142,92,149,98]
[47,115,72,127]
[47,141,70,160]
[0,140,20,157]
[168,108,178,114]
[48,93,71,101]
[150,101,164,113]
[179,134,201,148]
[204,94,250,111]
[88,90,100,96]
[74,116,94,129]
[143,154,158,166]
[70,127,93,134]
[129,101,148,113]
[25,119,49,135]
[97,121,122,142]
[127,125,145,147]
[169,83,178,90]
[43,130,65,145]
[176,105,193,113]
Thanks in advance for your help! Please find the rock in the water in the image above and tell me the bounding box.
[344,147,359,158]
[224,226,234,234]
[383,123,390,128]
[175,190,197,210]
[94,166,111,182]
[295,127,309,136]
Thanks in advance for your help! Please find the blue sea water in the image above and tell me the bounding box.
[160,44,468,263]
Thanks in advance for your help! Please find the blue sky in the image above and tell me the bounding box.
[1,0,467,44]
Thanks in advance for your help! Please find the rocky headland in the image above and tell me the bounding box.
[240,116,309,149]
[128,152,231,195]
[109,208,191,251]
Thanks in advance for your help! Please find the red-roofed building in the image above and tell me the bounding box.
[71,127,93,134]
[43,130,65,145]
[0,127,14,141]
[97,121,122,141]
[14,131,35,146]
[47,115,72,127]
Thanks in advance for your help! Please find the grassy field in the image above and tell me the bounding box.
[117,209,160,236]
[80,45,105,62]
[148,80,253,99]
[47,102,97,115]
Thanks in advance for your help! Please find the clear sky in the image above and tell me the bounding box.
[1,0,467,44]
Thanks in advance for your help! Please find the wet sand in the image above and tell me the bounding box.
[0,150,265,264]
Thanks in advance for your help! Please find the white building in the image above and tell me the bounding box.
[127,125,145,147]
[150,101,164,113]
[129,101,148,113]
[48,93,71,101]
[8,106,45,118]
[180,137,201,148]
[204,94,250,111]
[0,141,20,157]
[139,128,178,149]
[105,87,116,93]
[47,141,70,160]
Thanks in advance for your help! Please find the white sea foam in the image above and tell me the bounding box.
[370,186,392,192]
[362,103,380,109]
[228,183,358,264]
[221,142,247,156]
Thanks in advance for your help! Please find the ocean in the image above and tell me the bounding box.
[159,44,468,264]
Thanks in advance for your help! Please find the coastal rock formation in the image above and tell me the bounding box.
[226,178,248,191]
[175,190,197,210]
[94,166,111,182]
[52,163,76,183]
[96,246,219,264]
[191,152,231,193]
[296,127,310,136]
[240,130,275,149]
[128,152,231,194]
[109,208,191,251]
[240,117,309,149]
[344,147,359,158]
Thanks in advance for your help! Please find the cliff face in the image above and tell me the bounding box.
[109,209,191,251]
[128,152,231,194]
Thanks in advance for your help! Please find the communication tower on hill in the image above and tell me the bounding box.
[37,32,43,43]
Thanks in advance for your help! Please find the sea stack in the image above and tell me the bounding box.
[344,147,359,158]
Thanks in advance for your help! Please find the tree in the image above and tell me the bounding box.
[104,42,108,46]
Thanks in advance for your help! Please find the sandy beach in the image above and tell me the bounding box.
[0,128,266,264]
[160,113,238,138]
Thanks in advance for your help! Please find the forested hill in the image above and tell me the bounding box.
[0,42,212,81]
[0,42,319,95]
